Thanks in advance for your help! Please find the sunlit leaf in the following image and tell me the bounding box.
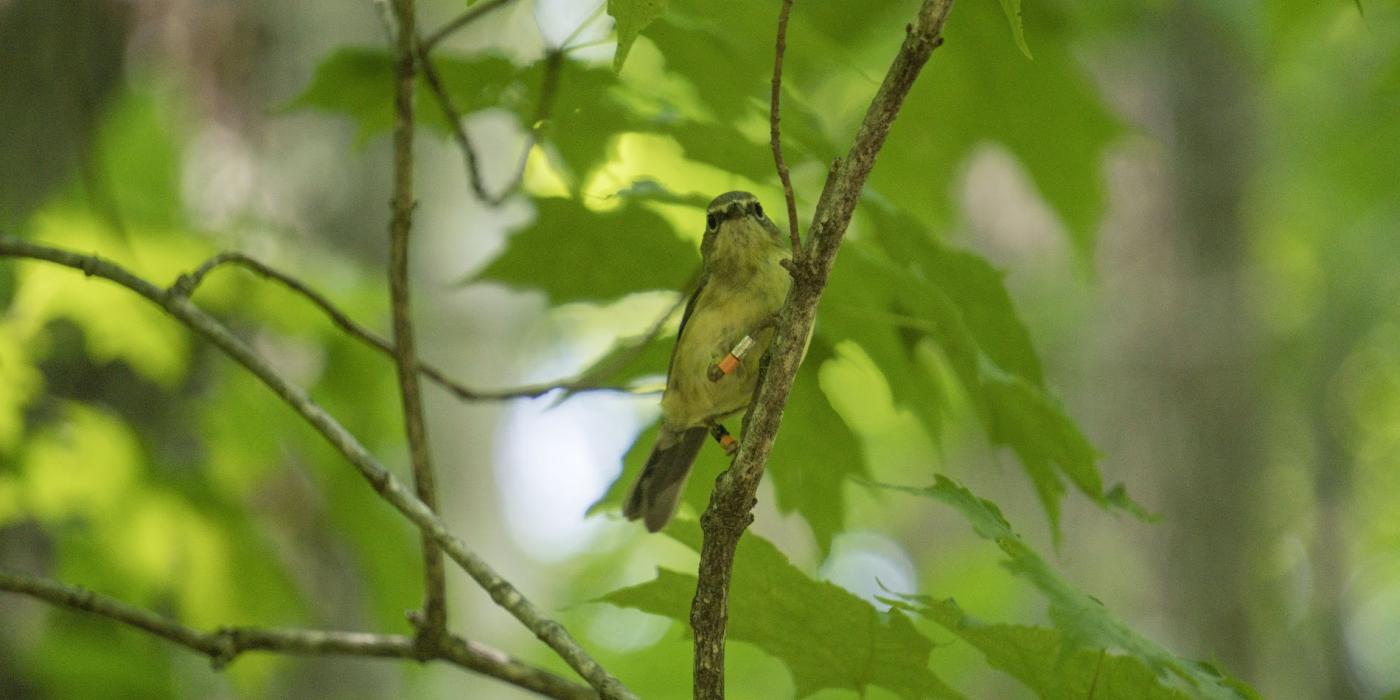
[765,341,867,556]
[15,213,194,387]
[527,58,638,184]
[19,402,139,522]
[0,322,42,454]
[819,244,950,444]
[598,522,962,699]
[609,0,670,72]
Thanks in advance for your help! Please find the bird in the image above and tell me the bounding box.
[623,191,793,532]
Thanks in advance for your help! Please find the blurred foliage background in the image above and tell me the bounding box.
[0,0,1397,698]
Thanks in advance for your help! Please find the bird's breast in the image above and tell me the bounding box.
[661,251,791,428]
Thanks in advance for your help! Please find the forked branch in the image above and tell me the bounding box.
[0,569,596,700]
[171,251,657,401]
[0,236,636,700]
[420,0,515,51]
[769,0,803,254]
[416,43,563,207]
[387,0,448,647]
[690,1,956,698]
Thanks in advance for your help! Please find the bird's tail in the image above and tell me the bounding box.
[623,425,708,532]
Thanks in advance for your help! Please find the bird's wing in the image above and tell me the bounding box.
[666,272,707,380]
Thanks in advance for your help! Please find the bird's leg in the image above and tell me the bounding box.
[708,422,739,455]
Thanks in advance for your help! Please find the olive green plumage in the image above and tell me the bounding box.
[624,191,792,532]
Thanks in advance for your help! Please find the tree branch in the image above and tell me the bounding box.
[0,569,596,700]
[420,0,515,52]
[170,252,653,401]
[372,0,396,45]
[388,0,449,649]
[689,2,955,698]
[769,0,802,255]
[417,40,563,207]
[0,236,635,700]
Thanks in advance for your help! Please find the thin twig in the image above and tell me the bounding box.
[417,41,563,207]
[390,0,440,636]
[420,0,515,52]
[769,0,803,255]
[689,2,956,698]
[0,237,636,700]
[0,569,596,700]
[171,252,659,400]
[389,0,448,649]
[576,283,691,384]
[372,0,396,45]
[558,2,609,52]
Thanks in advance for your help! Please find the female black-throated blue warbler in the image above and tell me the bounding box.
[624,191,792,531]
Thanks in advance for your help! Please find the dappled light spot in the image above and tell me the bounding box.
[496,387,655,563]
[21,403,140,522]
[819,531,918,609]
[584,605,670,654]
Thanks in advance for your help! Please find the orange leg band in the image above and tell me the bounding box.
[717,353,741,375]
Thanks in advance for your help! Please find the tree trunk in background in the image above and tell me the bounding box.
[1094,5,1366,697]
[1157,1,1261,681]
[1306,302,1363,700]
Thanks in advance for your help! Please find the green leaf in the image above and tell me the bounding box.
[818,244,951,444]
[871,476,1261,700]
[597,522,962,699]
[842,204,1149,534]
[890,596,1193,700]
[474,198,697,304]
[820,239,1091,532]
[526,58,637,184]
[288,48,396,141]
[290,48,639,184]
[663,120,777,183]
[609,0,670,72]
[997,0,1033,58]
[287,48,519,144]
[764,340,866,556]
[867,0,1120,253]
[639,1,1113,250]
[868,205,1044,387]
[572,329,674,391]
[919,294,1101,533]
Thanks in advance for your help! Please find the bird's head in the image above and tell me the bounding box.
[700,191,783,269]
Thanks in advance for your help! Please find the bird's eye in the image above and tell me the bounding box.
[753,203,765,219]
[706,213,718,231]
